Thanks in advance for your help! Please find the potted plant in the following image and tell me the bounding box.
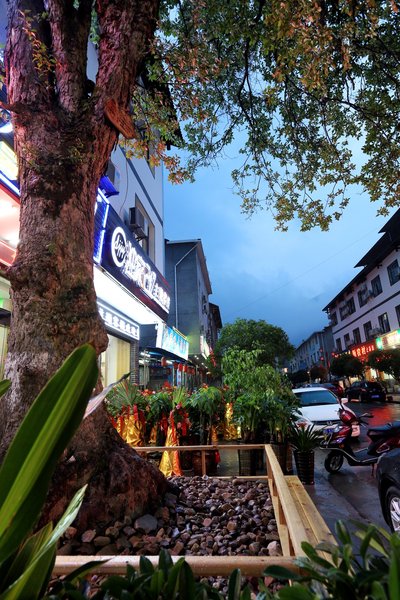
[289,423,322,484]
[105,380,148,447]
[184,385,224,474]
[222,349,299,474]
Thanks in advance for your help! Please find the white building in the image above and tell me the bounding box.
[289,328,333,374]
[323,209,400,384]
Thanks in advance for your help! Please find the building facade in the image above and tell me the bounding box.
[0,42,184,387]
[324,209,400,385]
[165,240,222,382]
[289,328,334,375]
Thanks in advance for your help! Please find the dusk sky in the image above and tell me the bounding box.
[164,159,392,348]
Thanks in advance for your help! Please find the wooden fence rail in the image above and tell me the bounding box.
[53,443,335,578]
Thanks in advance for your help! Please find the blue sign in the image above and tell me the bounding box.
[94,195,170,320]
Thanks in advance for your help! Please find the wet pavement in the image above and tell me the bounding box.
[306,397,400,536]
[217,397,400,538]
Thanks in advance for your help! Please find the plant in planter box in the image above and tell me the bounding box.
[223,349,298,474]
[146,388,172,446]
[105,380,148,446]
[185,385,224,445]
[223,349,298,442]
[159,387,191,477]
[183,386,224,475]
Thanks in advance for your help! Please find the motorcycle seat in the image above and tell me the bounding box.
[368,421,400,437]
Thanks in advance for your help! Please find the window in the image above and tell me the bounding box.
[387,259,400,286]
[336,338,342,352]
[358,288,368,308]
[396,304,400,327]
[347,297,356,315]
[134,198,155,262]
[378,312,390,334]
[353,328,361,344]
[364,321,372,340]
[371,275,382,297]
[344,333,351,348]
[330,311,338,326]
[339,304,348,320]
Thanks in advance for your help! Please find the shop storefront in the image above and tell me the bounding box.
[140,323,190,389]
[0,276,11,380]
[94,193,170,387]
[97,299,140,386]
[350,341,377,381]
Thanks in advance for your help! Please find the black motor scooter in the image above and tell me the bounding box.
[321,404,400,473]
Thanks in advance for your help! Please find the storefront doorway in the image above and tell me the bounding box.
[100,334,131,386]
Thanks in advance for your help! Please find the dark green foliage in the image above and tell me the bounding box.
[309,365,328,382]
[215,319,294,367]
[368,349,400,382]
[0,345,99,599]
[263,520,400,599]
[330,354,364,379]
[288,370,309,386]
[46,549,245,599]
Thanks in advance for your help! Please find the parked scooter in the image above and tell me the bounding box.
[321,403,400,473]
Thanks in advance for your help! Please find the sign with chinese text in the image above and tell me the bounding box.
[156,324,189,360]
[97,299,140,341]
[350,341,376,362]
[94,196,170,320]
[376,329,400,350]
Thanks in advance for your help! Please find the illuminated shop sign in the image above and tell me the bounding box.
[376,329,400,350]
[94,197,170,319]
[350,341,376,361]
[156,323,189,360]
[97,299,140,341]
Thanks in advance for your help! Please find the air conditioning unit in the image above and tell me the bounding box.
[129,207,149,240]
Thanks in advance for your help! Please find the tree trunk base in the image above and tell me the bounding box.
[39,408,168,531]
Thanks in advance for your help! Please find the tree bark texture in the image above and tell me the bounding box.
[0,0,167,526]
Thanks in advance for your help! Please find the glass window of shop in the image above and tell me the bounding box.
[100,334,130,387]
[0,276,11,380]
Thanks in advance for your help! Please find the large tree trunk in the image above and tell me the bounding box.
[0,0,167,527]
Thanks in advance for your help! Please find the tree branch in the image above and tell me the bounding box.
[47,0,93,112]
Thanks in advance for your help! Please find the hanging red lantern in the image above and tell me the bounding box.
[178,364,183,372]
[173,362,179,370]
[161,357,167,367]
[183,365,187,373]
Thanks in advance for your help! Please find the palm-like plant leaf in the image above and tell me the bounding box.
[0,344,98,565]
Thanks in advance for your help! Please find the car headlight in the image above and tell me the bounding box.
[295,418,312,428]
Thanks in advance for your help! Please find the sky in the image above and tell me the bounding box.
[164,161,392,348]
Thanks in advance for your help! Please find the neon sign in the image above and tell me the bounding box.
[351,341,376,361]
[110,226,170,313]
[376,329,400,350]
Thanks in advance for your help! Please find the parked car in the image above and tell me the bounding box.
[305,382,345,398]
[346,380,387,403]
[293,387,360,437]
[376,448,400,532]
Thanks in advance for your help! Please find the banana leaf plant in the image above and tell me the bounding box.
[0,344,99,599]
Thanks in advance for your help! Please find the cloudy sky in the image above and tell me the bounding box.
[164,159,391,348]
